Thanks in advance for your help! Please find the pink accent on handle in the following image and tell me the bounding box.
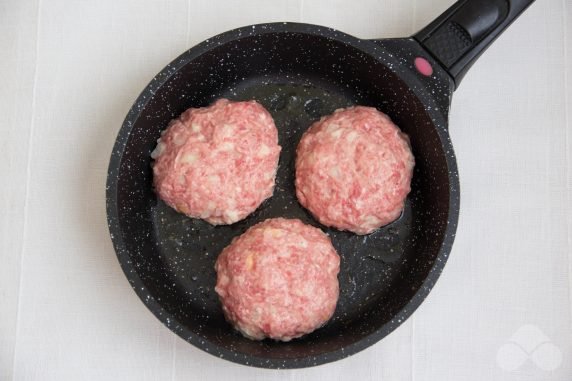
[414,57,433,76]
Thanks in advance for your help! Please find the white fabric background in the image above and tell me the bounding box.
[1,0,570,380]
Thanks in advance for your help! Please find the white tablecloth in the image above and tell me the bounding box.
[1,0,571,380]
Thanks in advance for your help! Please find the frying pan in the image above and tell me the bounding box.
[106,0,535,369]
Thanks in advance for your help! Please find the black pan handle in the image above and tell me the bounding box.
[414,0,535,88]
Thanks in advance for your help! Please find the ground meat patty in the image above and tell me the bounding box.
[215,218,340,341]
[295,106,414,235]
[151,99,281,225]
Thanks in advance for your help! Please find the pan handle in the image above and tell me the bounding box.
[414,0,535,88]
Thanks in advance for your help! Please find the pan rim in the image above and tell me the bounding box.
[106,21,460,369]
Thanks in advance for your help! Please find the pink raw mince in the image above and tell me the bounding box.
[215,218,340,341]
[151,99,281,225]
[295,106,415,235]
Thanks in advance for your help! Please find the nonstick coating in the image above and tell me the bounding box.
[106,23,460,368]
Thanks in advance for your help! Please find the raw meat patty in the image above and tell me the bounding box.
[215,218,340,341]
[295,106,414,235]
[151,99,281,225]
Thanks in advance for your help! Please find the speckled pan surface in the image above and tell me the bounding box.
[106,22,460,368]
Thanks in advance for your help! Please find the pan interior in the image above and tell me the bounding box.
[113,31,452,361]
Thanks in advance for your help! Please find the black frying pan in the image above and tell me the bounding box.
[106,0,534,369]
